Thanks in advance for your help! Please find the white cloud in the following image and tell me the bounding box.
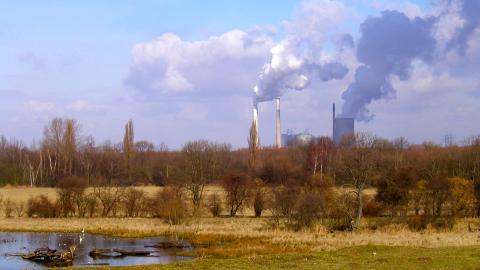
[67,100,94,112]
[125,29,275,96]
[23,100,58,113]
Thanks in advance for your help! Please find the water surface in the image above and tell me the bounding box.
[0,232,193,269]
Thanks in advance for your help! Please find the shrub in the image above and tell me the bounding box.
[93,185,125,217]
[363,195,381,217]
[151,187,188,225]
[289,190,325,230]
[57,176,88,217]
[222,171,251,217]
[325,191,356,231]
[123,187,147,217]
[431,216,455,231]
[252,179,266,217]
[4,199,15,218]
[85,194,97,217]
[27,195,59,218]
[207,193,222,217]
[407,216,429,231]
[448,177,475,217]
[253,190,265,217]
[15,202,25,217]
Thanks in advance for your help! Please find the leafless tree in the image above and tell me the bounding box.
[337,132,377,229]
[180,140,230,215]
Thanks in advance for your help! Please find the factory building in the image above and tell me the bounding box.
[282,132,314,147]
[332,103,354,144]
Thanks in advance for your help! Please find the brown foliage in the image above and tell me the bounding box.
[206,193,223,217]
[27,195,59,218]
[222,171,251,217]
[122,187,147,217]
[150,186,188,225]
[57,176,88,217]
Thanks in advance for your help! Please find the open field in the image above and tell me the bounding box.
[77,245,480,270]
[0,187,478,269]
[0,217,479,269]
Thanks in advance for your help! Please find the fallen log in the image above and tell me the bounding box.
[145,242,189,249]
[89,248,123,258]
[113,249,152,256]
[21,246,76,267]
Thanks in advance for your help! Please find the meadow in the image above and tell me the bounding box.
[0,186,479,269]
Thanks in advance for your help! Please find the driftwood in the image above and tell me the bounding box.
[89,248,153,258]
[145,241,189,249]
[21,246,76,267]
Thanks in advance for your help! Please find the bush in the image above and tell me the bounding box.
[123,187,147,217]
[252,179,266,217]
[151,187,188,225]
[15,202,25,217]
[27,195,59,218]
[222,171,251,217]
[289,190,325,230]
[253,190,265,217]
[363,195,381,217]
[325,191,356,231]
[207,193,222,217]
[93,185,125,217]
[4,199,15,218]
[431,216,455,230]
[57,176,88,217]
[85,194,97,217]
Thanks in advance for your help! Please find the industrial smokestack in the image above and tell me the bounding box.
[276,98,282,148]
[332,103,336,140]
[253,103,259,145]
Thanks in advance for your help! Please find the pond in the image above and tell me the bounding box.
[0,231,194,269]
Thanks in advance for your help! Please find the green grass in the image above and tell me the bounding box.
[76,245,480,270]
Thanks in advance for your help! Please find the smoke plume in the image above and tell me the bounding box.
[446,0,480,55]
[340,0,480,121]
[339,10,436,121]
[253,0,349,104]
[253,39,348,103]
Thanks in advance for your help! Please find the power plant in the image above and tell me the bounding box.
[332,103,354,144]
[252,101,355,147]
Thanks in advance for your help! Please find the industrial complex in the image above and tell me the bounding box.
[253,100,355,147]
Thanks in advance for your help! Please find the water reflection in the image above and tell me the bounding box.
[0,232,193,269]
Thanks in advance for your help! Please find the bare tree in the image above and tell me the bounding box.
[307,137,334,180]
[248,121,259,174]
[180,140,230,215]
[222,171,251,217]
[123,120,135,182]
[337,132,377,229]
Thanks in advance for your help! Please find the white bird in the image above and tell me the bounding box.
[81,228,85,234]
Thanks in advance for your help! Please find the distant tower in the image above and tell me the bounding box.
[253,102,259,145]
[332,103,336,140]
[276,98,282,148]
[333,103,354,144]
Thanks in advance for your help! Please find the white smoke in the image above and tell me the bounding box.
[253,0,350,104]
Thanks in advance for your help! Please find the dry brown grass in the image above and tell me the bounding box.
[0,216,477,257]
[0,186,476,258]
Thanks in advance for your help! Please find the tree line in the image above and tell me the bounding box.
[1,118,480,230]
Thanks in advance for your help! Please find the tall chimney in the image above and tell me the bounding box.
[253,103,259,145]
[276,98,282,148]
[332,103,336,140]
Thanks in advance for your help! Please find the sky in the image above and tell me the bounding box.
[0,0,478,149]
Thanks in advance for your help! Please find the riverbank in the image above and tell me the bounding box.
[0,217,479,269]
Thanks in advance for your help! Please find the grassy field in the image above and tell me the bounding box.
[0,187,478,269]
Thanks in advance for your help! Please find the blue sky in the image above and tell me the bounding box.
[0,0,478,148]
